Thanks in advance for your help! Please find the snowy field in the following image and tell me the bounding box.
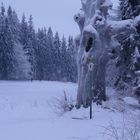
[0,81,139,140]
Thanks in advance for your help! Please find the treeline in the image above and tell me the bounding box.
[0,4,77,82]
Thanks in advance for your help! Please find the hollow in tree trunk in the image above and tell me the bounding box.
[74,0,140,108]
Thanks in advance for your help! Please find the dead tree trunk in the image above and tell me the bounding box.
[74,0,140,108]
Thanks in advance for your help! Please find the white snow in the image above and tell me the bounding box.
[134,15,140,26]
[111,0,120,10]
[109,0,120,19]
[123,97,139,106]
[135,70,140,76]
[0,81,139,140]
[102,0,112,8]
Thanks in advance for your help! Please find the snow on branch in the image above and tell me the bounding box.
[133,15,140,26]
[83,24,99,38]
[108,15,140,35]
[74,11,85,32]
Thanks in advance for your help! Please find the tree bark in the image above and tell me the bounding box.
[74,0,140,108]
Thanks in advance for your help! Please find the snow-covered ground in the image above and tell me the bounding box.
[0,81,139,140]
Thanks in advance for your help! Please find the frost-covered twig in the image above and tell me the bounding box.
[48,91,74,115]
[103,114,140,140]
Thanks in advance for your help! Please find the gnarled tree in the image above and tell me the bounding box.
[74,0,140,108]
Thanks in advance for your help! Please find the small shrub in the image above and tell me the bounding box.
[103,114,140,140]
[49,91,74,115]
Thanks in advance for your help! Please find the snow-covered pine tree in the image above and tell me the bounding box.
[46,27,54,80]
[27,15,36,80]
[114,0,140,89]
[74,0,140,108]
[67,36,77,82]
[7,6,30,80]
[7,6,19,42]
[0,4,5,79]
[53,32,61,80]
[0,16,16,79]
[35,28,48,80]
[20,14,28,50]
[60,35,67,81]
[20,14,36,80]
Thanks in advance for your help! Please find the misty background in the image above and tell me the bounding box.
[2,0,81,37]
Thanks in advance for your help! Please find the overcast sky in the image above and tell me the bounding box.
[2,0,81,37]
